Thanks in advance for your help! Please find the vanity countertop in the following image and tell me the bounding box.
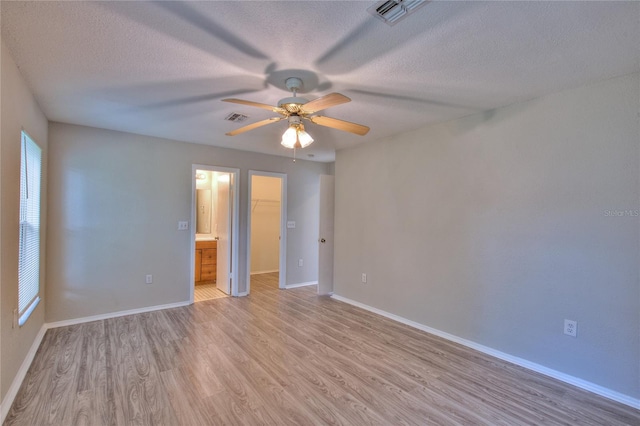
[196,236,217,241]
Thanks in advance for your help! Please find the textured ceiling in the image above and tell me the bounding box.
[2,1,639,162]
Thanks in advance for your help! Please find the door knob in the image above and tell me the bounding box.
[320,238,326,243]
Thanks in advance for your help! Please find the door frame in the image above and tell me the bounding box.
[247,170,287,293]
[190,164,240,302]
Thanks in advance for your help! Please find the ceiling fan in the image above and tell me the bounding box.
[223,77,369,149]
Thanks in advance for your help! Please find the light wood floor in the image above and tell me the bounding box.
[5,272,639,425]
[194,283,228,302]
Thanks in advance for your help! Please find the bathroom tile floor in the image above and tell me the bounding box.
[194,283,227,302]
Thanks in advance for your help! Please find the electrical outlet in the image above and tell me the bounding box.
[177,221,189,230]
[146,274,153,284]
[564,319,577,337]
[361,273,367,283]
[298,259,303,267]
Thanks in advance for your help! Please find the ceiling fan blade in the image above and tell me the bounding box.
[309,116,370,136]
[301,93,351,114]
[223,98,284,114]
[226,117,283,136]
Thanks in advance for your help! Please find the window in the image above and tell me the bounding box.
[18,131,42,326]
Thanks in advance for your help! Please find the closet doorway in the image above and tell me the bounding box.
[247,171,287,293]
[191,165,240,303]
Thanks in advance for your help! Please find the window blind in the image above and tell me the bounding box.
[18,131,41,326]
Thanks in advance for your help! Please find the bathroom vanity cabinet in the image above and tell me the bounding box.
[195,240,217,284]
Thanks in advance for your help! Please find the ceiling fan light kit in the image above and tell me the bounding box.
[223,76,369,153]
[281,123,313,149]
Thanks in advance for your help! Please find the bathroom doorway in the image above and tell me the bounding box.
[247,171,287,293]
[191,165,239,303]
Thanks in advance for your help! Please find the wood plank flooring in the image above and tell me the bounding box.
[5,272,640,425]
[194,284,228,302]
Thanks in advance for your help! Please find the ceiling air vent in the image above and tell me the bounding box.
[367,0,427,26]
[225,112,248,123]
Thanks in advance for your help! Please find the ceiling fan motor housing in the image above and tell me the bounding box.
[278,96,308,113]
[278,77,308,113]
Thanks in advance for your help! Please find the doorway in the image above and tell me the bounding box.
[191,165,239,303]
[247,171,287,293]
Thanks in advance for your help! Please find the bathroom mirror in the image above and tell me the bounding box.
[196,189,212,234]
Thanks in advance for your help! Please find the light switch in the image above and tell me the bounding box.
[287,221,296,229]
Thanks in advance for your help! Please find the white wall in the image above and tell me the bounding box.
[334,73,640,399]
[46,122,327,322]
[0,41,48,402]
[251,176,281,274]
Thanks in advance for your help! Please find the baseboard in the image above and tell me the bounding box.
[250,269,279,275]
[237,291,248,297]
[1,324,47,424]
[285,281,318,289]
[330,294,640,410]
[45,300,191,329]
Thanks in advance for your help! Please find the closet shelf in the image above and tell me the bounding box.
[251,198,281,212]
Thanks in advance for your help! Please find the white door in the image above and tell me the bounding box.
[216,174,231,294]
[318,175,335,295]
